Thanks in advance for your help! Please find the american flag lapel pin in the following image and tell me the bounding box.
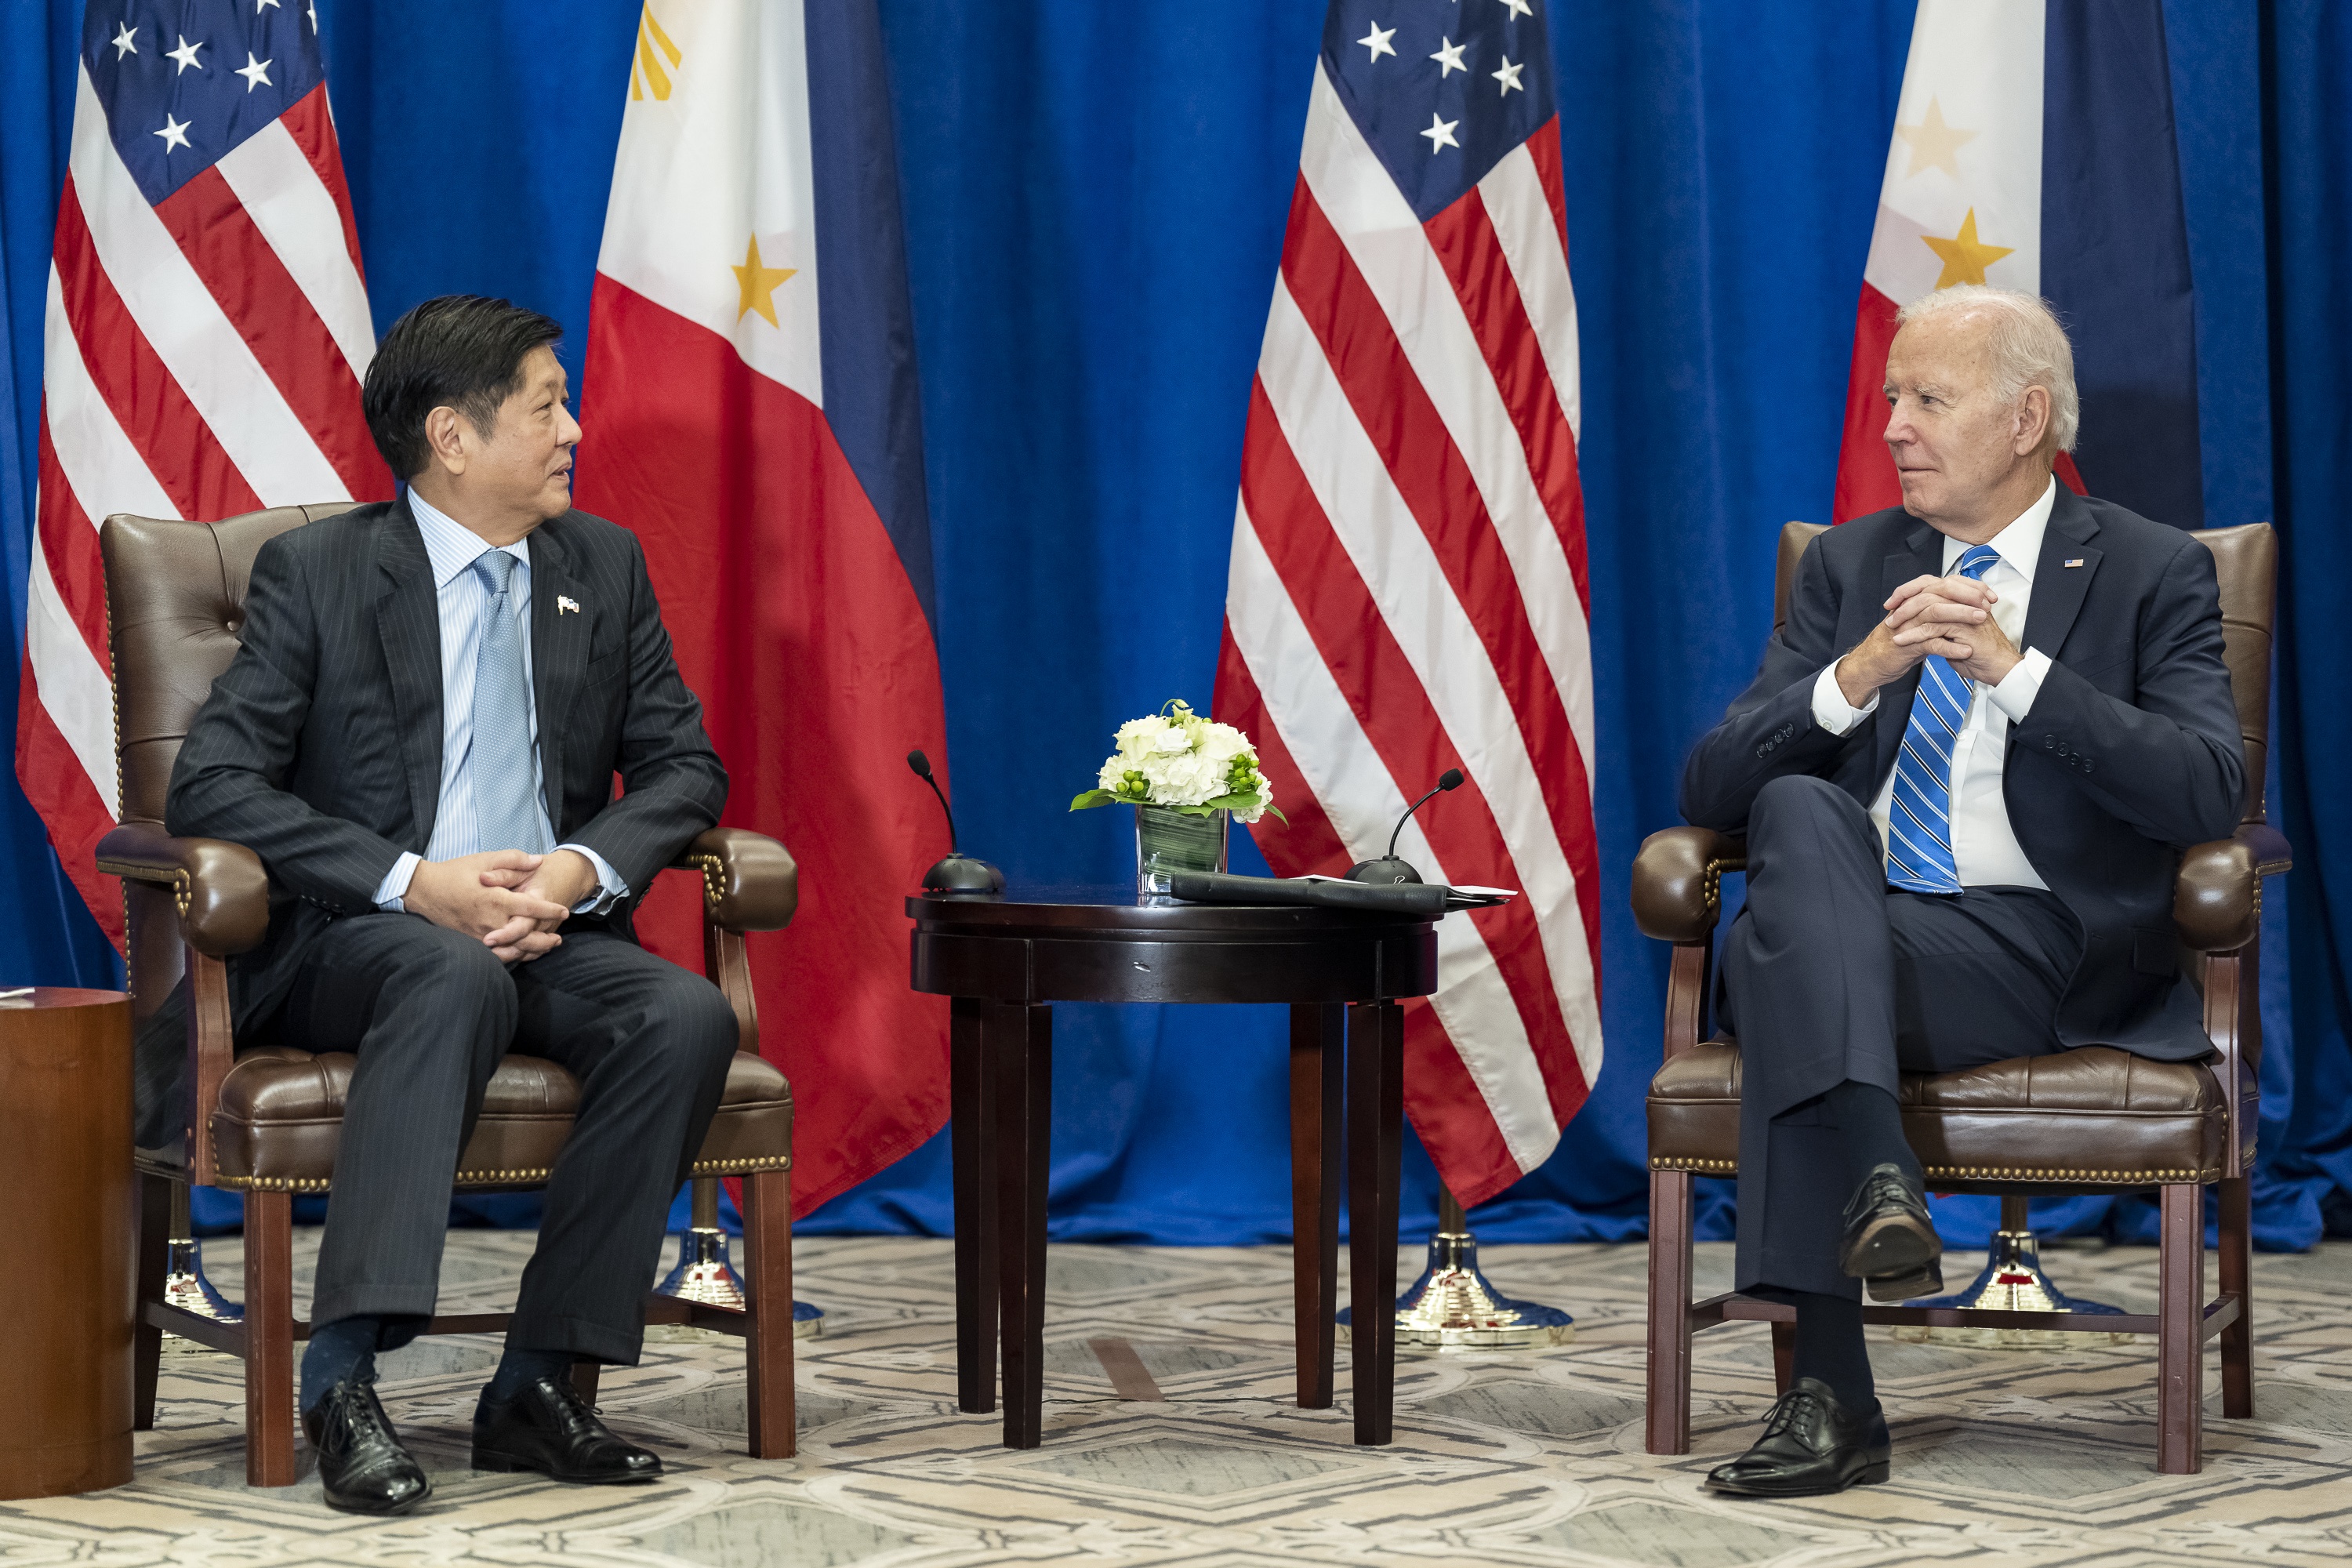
[557,595,581,615]
[2063,558,2085,568]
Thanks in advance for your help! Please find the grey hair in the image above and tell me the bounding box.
[1895,285,2080,453]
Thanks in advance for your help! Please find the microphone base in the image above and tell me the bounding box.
[922,856,1005,897]
[1345,856,1423,886]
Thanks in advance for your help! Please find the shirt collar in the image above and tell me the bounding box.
[406,488,530,591]
[1945,476,2055,583]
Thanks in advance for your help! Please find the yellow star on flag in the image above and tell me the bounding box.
[1920,209,2015,289]
[732,236,797,326]
[1893,97,1976,180]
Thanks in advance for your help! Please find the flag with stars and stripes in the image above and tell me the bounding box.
[1214,0,1601,1207]
[20,0,390,946]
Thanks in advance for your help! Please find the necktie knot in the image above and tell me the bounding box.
[473,549,517,596]
[1955,543,1999,581]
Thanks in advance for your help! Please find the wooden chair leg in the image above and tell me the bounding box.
[1646,1169,1695,1455]
[1770,1319,1796,1395]
[243,1189,298,1487]
[133,1173,172,1432]
[2157,1182,2205,1475]
[742,1167,796,1458]
[2218,1174,2253,1420]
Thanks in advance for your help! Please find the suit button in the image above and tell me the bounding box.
[2044,736,2056,750]
[1755,747,1768,759]
[2082,758,2094,773]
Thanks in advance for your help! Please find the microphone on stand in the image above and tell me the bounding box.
[1345,768,1465,885]
[907,750,1004,897]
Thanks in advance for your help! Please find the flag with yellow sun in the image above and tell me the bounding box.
[1831,0,2204,528]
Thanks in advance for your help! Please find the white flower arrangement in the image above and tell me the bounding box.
[1069,699,1285,826]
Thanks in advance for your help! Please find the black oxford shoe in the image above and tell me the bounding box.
[473,1374,662,1485]
[304,1377,432,1515]
[1706,1377,1892,1497]
[1837,1161,1944,1301]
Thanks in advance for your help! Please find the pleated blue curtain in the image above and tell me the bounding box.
[0,0,2344,1250]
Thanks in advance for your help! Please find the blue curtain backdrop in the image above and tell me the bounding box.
[2,0,2345,1250]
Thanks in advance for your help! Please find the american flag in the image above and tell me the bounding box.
[1214,0,1600,1207]
[20,0,387,945]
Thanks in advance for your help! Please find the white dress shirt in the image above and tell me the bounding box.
[1811,477,2058,891]
[372,491,626,914]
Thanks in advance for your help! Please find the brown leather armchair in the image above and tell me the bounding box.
[1635,521,2286,1477]
[94,504,801,1486]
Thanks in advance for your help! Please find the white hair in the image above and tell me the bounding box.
[1894,285,2080,453]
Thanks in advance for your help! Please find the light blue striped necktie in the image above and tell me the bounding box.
[1885,543,2001,895]
[469,550,549,856]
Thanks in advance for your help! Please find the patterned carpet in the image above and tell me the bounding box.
[2,1228,2348,1566]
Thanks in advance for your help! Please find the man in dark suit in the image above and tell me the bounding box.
[165,296,737,1513]
[1679,286,2243,1496]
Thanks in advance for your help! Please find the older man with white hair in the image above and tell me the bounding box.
[1678,286,2245,1496]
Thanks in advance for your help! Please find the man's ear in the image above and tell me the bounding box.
[2013,385,2052,456]
[422,405,470,477]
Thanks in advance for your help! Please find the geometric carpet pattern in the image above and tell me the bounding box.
[2,1231,2349,1566]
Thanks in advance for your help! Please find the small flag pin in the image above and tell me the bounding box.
[557,595,581,614]
[2063,558,2085,568]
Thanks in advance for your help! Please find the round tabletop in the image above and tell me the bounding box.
[0,987,127,1011]
[906,887,1440,1006]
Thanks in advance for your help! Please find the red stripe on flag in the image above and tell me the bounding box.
[279,85,366,283]
[151,169,388,499]
[1399,1000,1526,1206]
[1213,624,1351,876]
[13,659,123,948]
[35,420,113,676]
[1523,117,1571,256]
[1240,384,1585,1124]
[1423,186,1592,610]
[1278,180,1603,988]
[52,180,263,521]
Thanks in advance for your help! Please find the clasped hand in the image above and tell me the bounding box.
[1835,573,2021,708]
[402,848,597,963]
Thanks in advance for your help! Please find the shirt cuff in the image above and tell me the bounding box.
[558,843,630,916]
[1987,648,2052,724]
[373,851,421,913]
[1812,659,1879,737]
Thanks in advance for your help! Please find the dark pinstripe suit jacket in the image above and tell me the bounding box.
[165,495,728,1044]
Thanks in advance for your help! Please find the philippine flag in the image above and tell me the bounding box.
[575,0,949,1217]
[1831,0,2201,528]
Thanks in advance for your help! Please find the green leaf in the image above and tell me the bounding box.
[1069,789,1118,811]
[1262,804,1288,825]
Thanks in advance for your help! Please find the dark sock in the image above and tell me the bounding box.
[301,1315,382,1415]
[1827,1079,1920,1192]
[483,1345,575,1404]
[1788,1290,1877,1414]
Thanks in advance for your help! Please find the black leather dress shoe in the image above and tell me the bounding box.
[303,1377,432,1515]
[473,1374,662,1484]
[1706,1377,1892,1497]
[1838,1162,1944,1301]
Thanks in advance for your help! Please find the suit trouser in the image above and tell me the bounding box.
[280,914,739,1363]
[1721,775,2081,1299]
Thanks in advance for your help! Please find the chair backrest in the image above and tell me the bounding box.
[1771,517,2277,827]
[100,504,359,829]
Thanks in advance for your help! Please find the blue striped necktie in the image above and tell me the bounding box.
[1885,543,2001,895]
[470,550,550,856]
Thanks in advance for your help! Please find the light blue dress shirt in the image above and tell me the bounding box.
[372,491,626,915]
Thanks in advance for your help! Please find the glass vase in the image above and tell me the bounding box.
[1134,804,1229,901]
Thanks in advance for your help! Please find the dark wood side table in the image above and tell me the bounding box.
[909,891,1439,1449]
[0,988,133,1499]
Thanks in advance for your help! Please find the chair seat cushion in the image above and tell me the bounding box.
[1647,1040,2245,1186]
[209,1047,792,1192]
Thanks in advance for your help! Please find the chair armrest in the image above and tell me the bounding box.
[673,826,797,932]
[2176,823,2293,953]
[1632,826,1746,943]
[95,823,270,956]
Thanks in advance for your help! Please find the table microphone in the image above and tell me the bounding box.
[907,750,1004,896]
[1345,768,1464,885]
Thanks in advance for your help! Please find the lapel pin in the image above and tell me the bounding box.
[557,595,581,615]
[2063,558,2085,568]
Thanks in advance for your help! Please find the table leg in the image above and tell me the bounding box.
[994,1003,1053,1449]
[1290,1003,1344,1409]
[950,998,997,1414]
[1347,1000,1403,1446]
